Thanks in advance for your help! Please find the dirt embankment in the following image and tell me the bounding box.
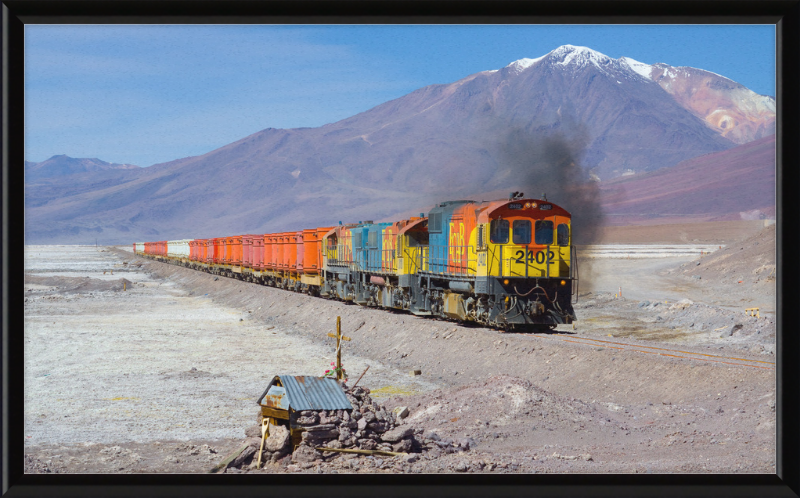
[24,226,776,474]
[681,224,775,291]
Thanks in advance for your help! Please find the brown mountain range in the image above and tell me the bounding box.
[25,45,774,245]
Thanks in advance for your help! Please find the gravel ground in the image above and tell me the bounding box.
[23,223,776,474]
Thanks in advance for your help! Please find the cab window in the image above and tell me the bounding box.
[512,220,531,245]
[534,220,554,245]
[557,223,570,246]
[490,219,509,244]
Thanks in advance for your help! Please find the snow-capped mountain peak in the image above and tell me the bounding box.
[504,55,545,73]
[505,45,634,77]
[620,57,654,80]
[549,44,612,67]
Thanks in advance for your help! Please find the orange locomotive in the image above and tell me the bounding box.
[134,192,577,331]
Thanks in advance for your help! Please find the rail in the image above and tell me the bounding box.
[326,245,397,273]
[419,244,476,277]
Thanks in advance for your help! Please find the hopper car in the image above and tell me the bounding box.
[134,193,578,331]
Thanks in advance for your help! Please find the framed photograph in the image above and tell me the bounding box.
[5,1,798,497]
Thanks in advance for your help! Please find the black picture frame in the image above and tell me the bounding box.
[3,1,798,497]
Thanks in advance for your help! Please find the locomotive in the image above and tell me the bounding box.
[134,193,577,331]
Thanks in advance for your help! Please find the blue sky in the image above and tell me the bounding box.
[25,25,775,167]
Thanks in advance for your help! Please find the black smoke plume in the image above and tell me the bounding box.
[494,127,605,245]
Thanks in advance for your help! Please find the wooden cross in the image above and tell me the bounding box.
[327,316,351,380]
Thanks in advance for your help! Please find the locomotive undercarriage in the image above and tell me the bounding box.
[141,255,575,332]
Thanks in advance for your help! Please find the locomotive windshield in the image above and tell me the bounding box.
[512,220,531,245]
[557,223,570,246]
[534,220,554,244]
[490,219,509,244]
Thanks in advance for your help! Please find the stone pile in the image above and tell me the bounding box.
[228,384,418,471]
[290,385,417,463]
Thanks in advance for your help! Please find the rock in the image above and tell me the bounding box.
[377,443,393,452]
[302,429,339,442]
[325,439,343,449]
[581,454,593,461]
[244,425,262,439]
[392,439,413,453]
[296,415,319,426]
[338,427,352,442]
[230,445,256,468]
[692,275,702,279]
[454,461,468,472]
[291,445,319,463]
[363,412,377,424]
[393,406,409,419]
[357,418,368,431]
[427,446,443,459]
[727,323,744,337]
[342,411,350,422]
[265,425,290,452]
[358,439,377,450]
[304,424,336,432]
[638,301,650,308]
[367,422,387,433]
[376,410,387,422]
[403,453,419,463]
[459,437,476,450]
[382,426,414,442]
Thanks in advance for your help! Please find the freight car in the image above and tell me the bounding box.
[134,193,577,331]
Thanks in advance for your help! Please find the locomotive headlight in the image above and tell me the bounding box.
[503,279,509,285]
[560,280,566,286]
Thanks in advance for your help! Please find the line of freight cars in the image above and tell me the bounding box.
[134,194,578,331]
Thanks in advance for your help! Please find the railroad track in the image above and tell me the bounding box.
[540,333,775,371]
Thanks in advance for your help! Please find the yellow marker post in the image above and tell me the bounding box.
[327,316,351,380]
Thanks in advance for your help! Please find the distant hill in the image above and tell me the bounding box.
[598,134,775,225]
[25,45,774,245]
[25,155,140,181]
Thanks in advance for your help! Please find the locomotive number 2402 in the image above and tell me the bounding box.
[514,249,555,265]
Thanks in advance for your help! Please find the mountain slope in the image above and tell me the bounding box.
[620,57,775,144]
[25,155,140,182]
[598,134,775,225]
[26,45,759,244]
